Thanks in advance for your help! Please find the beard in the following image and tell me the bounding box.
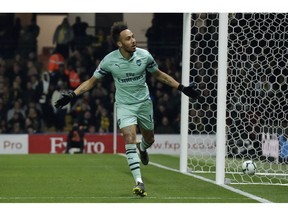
[123,44,136,53]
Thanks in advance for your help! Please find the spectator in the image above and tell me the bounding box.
[87,125,96,133]
[22,81,36,104]
[0,119,7,133]
[48,50,65,73]
[154,104,169,127]
[29,74,39,90]
[66,122,85,154]
[26,60,38,77]
[25,106,42,133]
[72,97,92,130]
[72,16,88,38]
[9,79,23,103]
[26,17,40,55]
[7,99,25,122]
[51,80,71,132]
[145,18,159,56]
[7,112,25,133]
[64,64,81,89]
[9,121,24,134]
[47,50,65,87]
[53,18,74,59]
[78,110,94,132]
[72,16,89,52]
[155,116,177,134]
[6,61,26,88]
[35,71,50,103]
[70,95,91,119]
[92,28,106,59]
[96,108,111,133]
[34,71,54,128]
[17,26,36,58]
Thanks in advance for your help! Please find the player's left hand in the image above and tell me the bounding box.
[178,82,200,99]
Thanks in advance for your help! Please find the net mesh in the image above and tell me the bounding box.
[188,13,288,185]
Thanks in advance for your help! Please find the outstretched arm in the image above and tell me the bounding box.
[74,76,98,96]
[152,69,180,89]
[152,69,200,99]
[55,76,98,109]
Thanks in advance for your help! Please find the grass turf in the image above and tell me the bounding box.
[0,154,259,203]
[2,154,288,203]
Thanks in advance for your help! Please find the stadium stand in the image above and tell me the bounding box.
[0,14,184,134]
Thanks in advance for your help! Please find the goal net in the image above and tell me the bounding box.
[186,13,288,185]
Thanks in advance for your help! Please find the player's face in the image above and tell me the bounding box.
[118,29,137,54]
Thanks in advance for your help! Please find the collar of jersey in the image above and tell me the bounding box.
[117,49,136,61]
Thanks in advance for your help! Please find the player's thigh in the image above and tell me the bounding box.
[116,103,138,144]
[138,99,154,131]
[116,103,138,129]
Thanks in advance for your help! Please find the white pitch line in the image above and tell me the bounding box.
[118,153,272,203]
[149,160,272,203]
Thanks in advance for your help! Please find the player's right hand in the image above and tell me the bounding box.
[54,91,76,109]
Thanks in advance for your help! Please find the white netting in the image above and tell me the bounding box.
[188,13,288,185]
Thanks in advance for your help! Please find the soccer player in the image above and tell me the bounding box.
[55,21,200,197]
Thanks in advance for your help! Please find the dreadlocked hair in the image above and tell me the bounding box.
[110,22,128,45]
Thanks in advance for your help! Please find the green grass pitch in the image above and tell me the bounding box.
[0,154,287,203]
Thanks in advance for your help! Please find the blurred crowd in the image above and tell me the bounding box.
[0,15,184,134]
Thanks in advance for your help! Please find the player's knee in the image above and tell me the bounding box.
[145,137,155,146]
[124,134,136,144]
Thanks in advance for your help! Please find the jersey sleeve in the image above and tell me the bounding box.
[146,52,158,73]
[93,59,111,79]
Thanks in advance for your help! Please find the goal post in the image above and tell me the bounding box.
[180,13,229,184]
[180,13,191,173]
[215,13,228,185]
[182,13,288,186]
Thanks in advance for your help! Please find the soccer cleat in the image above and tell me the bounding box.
[136,142,149,165]
[133,182,147,197]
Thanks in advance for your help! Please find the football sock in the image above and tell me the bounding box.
[125,144,142,183]
[140,137,152,151]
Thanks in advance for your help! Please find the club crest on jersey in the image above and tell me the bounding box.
[136,59,142,66]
